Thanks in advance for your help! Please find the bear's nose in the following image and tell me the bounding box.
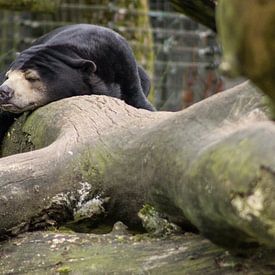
[0,85,14,102]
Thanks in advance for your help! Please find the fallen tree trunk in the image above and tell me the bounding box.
[0,81,274,251]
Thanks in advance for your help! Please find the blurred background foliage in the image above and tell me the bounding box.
[0,0,233,111]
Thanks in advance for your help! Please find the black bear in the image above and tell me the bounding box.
[0,24,155,114]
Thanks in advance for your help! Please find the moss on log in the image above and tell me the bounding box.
[1,228,275,274]
[1,81,275,253]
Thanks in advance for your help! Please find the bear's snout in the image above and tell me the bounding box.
[0,85,14,103]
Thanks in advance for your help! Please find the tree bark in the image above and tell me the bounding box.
[1,81,275,251]
[1,229,274,274]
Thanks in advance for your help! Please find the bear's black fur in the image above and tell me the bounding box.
[0,24,154,112]
[0,24,155,145]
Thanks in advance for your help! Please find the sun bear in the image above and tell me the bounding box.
[0,24,155,113]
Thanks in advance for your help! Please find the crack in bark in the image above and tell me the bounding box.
[1,85,275,250]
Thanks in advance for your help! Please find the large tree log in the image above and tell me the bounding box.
[0,81,274,251]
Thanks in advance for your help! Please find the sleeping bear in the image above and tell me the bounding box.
[0,24,155,113]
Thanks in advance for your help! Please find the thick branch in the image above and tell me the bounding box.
[1,82,275,251]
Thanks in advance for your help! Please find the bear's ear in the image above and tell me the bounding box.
[46,46,97,73]
[78,59,97,73]
[62,58,97,73]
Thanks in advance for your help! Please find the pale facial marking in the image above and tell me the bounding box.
[2,69,47,112]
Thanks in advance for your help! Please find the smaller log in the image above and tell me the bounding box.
[0,229,274,274]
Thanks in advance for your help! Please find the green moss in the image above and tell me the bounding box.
[187,136,275,249]
[138,203,154,216]
[57,146,112,202]
[0,112,34,157]
[208,140,257,189]
[57,266,71,274]
[138,204,181,236]
[1,105,64,156]
[22,107,62,149]
[71,148,107,184]
[189,138,259,219]
[2,230,275,274]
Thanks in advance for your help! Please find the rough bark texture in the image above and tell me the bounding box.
[1,228,275,274]
[1,81,275,253]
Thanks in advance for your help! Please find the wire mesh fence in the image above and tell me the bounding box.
[0,0,224,111]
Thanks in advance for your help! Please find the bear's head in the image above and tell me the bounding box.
[0,45,97,113]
